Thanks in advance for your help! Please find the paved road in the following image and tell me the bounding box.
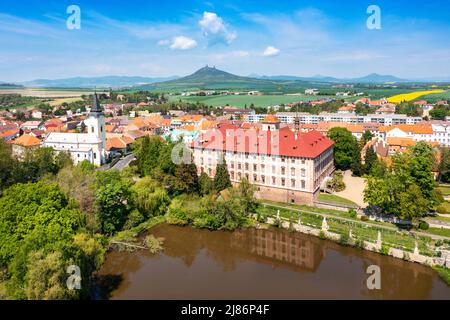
[110,154,136,170]
[262,202,450,241]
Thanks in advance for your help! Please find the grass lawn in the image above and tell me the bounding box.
[438,185,450,196]
[168,94,337,108]
[433,266,450,285]
[423,227,450,238]
[428,215,450,223]
[318,193,358,207]
[437,201,450,214]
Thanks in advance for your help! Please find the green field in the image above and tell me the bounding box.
[318,193,358,207]
[169,94,338,108]
[422,90,450,102]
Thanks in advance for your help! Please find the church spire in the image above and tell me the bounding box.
[91,92,102,113]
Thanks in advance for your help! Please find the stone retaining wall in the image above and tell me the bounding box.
[257,214,449,268]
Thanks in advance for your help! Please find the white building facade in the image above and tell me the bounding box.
[43,94,106,166]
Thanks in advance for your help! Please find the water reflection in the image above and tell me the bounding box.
[96,224,450,300]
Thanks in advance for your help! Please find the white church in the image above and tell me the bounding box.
[43,93,106,166]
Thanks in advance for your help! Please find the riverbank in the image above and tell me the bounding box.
[97,224,450,299]
[251,205,450,285]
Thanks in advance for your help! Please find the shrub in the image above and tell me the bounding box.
[380,244,390,255]
[339,233,349,245]
[348,209,357,219]
[256,213,266,223]
[192,213,221,230]
[418,221,429,230]
[123,210,145,230]
[319,230,326,240]
[166,201,190,225]
[327,171,346,192]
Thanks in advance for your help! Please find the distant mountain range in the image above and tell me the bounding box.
[252,73,410,83]
[18,75,179,88]
[6,67,448,91]
[0,82,23,87]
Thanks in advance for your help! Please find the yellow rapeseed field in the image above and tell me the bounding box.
[387,90,446,103]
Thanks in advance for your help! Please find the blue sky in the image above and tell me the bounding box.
[1,0,450,81]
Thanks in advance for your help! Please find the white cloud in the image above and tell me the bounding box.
[168,36,197,50]
[199,11,237,44]
[262,46,280,57]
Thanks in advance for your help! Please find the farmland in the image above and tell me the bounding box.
[421,90,450,103]
[168,94,338,108]
[387,90,447,103]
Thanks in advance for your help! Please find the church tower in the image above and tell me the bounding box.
[84,93,106,164]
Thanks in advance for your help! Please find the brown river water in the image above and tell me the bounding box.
[96,224,450,299]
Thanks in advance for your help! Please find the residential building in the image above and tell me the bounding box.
[11,133,42,159]
[244,112,422,126]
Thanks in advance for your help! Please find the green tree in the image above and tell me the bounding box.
[0,140,15,192]
[214,157,232,192]
[361,130,373,146]
[438,146,450,183]
[54,165,97,231]
[327,127,360,171]
[199,171,214,195]
[131,176,170,218]
[236,178,258,214]
[17,147,62,183]
[430,106,448,120]
[24,250,77,300]
[364,147,378,174]
[0,182,82,266]
[173,161,199,194]
[398,184,430,220]
[95,170,132,234]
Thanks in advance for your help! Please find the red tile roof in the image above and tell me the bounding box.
[192,126,333,158]
[12,134,41,147]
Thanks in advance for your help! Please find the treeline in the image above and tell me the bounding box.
[0,94,38,110]
[133,136,259,230]
[364,142,442,220]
